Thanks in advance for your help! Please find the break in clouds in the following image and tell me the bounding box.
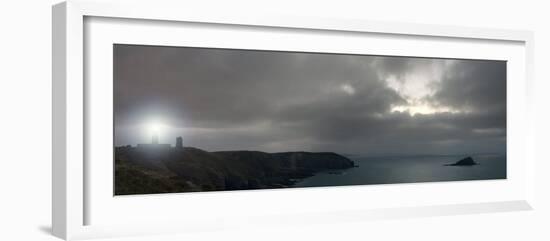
[114,44,506,156]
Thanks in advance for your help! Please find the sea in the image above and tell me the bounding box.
[293,154,506,188]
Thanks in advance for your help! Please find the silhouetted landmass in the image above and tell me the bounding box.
[115,146,355,195]
[445,156,477,166]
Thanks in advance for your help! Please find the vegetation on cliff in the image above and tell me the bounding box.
[115,146,355,195]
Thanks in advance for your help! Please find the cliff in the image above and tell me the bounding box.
[115,146,355,195]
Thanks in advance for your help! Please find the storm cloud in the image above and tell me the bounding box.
[114,44,506,156]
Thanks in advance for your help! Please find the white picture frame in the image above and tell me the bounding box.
[52,0,535,240]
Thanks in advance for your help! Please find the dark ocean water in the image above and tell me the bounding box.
[294,154,506,188]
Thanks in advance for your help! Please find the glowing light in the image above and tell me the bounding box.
[144,120,169,141]
[148,122,164,133]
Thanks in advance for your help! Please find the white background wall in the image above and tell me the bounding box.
[1,0,548,240]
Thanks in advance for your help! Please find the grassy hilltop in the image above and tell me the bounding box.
[115,146,355,195]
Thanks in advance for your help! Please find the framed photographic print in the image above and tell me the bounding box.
[52,0,535,240]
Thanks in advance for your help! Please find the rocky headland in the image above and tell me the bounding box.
[115,146,355,195]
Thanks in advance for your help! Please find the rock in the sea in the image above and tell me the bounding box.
[445,156,477,166]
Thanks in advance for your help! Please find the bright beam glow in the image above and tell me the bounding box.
[149,122,164,133]
[145,120,168,137]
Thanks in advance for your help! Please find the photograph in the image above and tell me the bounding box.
[113,44,507,195]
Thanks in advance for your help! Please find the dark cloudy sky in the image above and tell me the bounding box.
[114,44,506,156]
